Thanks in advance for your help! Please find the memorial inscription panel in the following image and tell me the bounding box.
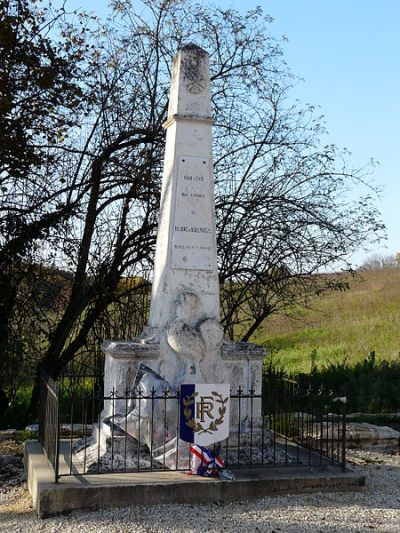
[171,155,215,270]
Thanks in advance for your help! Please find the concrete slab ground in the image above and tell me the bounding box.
[25,440,365,518]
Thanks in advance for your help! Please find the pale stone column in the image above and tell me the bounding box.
[149,44,219,330]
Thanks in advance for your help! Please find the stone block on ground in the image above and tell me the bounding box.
[300,420,399,449]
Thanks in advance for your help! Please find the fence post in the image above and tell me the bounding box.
[39,369,61,483]
[54,380,60,483]
[341,388,347,472]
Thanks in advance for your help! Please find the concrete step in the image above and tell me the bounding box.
[25,440,365,518]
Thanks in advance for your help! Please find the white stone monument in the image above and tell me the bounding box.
[102,45,265,425]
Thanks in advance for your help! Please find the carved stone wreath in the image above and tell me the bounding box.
[183,391,229,435]
[182,53,207,94]
[184,75,206,94]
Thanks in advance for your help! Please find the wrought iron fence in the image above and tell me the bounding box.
[39,370,60,480]
[39,370,347,483]
[263,377,347,471]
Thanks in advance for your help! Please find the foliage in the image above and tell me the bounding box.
[261,352,400,415]
[0,0,89,179]
[1,384,32,429]
[0,372,102,429]
[298,354,400,413]
[0,0,94,412]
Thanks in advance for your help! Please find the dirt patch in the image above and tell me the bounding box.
[0,435,26,489]
[0,486,34,518]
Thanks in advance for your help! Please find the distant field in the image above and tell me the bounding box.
[253,267,400,374]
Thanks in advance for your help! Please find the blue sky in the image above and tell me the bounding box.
[56,0,400,265]
[241,0,400,265]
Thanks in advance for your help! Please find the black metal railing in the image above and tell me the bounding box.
[39,369,60,480]
[263,377,347,471]
[39,371,347,482]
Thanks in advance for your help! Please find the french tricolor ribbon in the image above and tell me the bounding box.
[189,444,225,476]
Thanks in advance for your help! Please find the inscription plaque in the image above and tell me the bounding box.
[171,155,215,270]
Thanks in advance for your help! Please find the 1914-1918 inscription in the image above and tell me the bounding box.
[170,155,215,270]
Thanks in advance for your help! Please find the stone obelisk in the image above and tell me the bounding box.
[144,45,224,387]
[103,44,264,410]
[149,45,219,330]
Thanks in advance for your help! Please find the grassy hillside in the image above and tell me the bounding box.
[253,267,400,374]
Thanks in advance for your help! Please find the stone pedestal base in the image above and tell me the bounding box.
[89,337,266,469]
[101,337,265,429]
[86,335,268,473]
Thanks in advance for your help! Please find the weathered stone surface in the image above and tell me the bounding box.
[149,45,218,333]
[346,412,400,420]
[102,341,160,416]
[24,440,365,518]
[297,419,400,449]
[346,423,400,448]
[103,340,160,359]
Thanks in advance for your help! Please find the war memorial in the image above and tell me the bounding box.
[24,45,364,518]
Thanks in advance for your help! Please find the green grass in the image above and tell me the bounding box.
[254,267,400,374]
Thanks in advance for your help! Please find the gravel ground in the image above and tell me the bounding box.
[1,448,400,532]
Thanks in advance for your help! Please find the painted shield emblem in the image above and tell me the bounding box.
[180,384,230,446]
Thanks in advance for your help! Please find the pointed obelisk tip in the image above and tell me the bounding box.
[180,43,209,56]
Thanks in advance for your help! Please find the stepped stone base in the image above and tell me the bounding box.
[25,440,365,518]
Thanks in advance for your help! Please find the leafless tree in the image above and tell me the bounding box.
[0,0,384,420]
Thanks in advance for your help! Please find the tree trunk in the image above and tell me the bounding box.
[0,268,17,419]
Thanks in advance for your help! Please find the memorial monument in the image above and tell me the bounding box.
[102,44,265,427]
[25,45,362,520]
